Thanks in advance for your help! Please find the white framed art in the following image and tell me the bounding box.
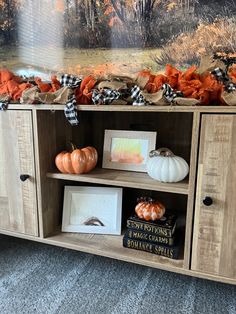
[102,129,157,172]
[62,186,123,235]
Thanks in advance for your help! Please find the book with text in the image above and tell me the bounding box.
[126,214,177,238]
[123,236,180,259]
[124,229,175,246]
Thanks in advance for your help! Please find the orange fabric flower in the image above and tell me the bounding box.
[75,75,96,104]
[0,69,14,84]
[35,77,51,93]
[198,89,211,106]
[166,64,181,89]
[153,74,167,90]
[0,82,9,95]
[228,65,236,85]
[0,69,33,100]
[181,65,198,81]
[50,75,61,92]
[145,83,158,93]
[7,80,19,98]
[12,83,32,100]
[137,70,156,92]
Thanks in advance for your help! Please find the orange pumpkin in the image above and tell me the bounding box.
[135,200,165,221]
[71,146,98,174]
[55,151,74,174]
[55,145,98,174]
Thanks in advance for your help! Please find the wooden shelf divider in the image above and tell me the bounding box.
[47,169,189,194]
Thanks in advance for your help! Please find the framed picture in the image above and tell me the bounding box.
[62,186,123,235]
[102,130,157,172]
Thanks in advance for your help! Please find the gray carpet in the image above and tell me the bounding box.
[0,235,235,314]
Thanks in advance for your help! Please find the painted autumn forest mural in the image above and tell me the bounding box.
[0,0,236,77]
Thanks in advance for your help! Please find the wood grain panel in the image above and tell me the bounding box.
[192,114,236,278]
[45,231,184,270]
[184,112,201,269]
[47,169,189,194]
[33,110,72,237]
[7,104,236,113]
[0,110,38,236]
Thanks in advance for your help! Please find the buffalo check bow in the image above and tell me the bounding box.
[60,74,81,126]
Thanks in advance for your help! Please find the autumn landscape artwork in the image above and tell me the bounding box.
[110,138,147,164]
[0,0,236,78]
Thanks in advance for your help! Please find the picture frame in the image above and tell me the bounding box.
[102,129,157,172]
[62,186,123,235]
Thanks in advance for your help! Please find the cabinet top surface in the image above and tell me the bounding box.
[7,104,236,113]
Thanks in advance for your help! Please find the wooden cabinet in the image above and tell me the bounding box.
[192,114,236,279]
[0,110,38,236]
[2,105,236,285]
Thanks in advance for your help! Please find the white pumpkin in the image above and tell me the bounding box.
[147,148,189,183]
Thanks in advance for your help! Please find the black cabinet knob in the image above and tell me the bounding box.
[203,196,213,206]
[20,174,30,182]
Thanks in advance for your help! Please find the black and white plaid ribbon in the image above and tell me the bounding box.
[213,53,236,70]
[211,68,229,83]
[131,85,146,106]
[0,102,8,111]
[131,84,182,105]
[211,67,236,92]
[60,74,82,89]
[64,95,79,126]
[92,89,121,105]
[60,74,81,125]
[161,84,183,103]
[226,82,236,92]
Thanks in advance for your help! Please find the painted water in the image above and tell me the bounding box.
[0,46,162,79]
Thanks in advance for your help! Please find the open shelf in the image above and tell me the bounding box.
[47,169,189,195]
[45,231,184,271]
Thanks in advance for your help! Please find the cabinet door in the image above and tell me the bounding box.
[0,111,38,236]
[192,114,236,278]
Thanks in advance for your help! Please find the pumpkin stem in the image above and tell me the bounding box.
[137,196,155,204]
[149,148,174,158]
[70,142,77,151]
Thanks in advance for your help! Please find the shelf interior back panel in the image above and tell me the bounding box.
[71,111,193,168]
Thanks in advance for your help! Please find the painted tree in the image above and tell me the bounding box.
[134,0,160,42]
[166,0,197,14]
[104,0,169,46]
[62,0,107,47]
[0,0,19,44]
[104,0,197,46]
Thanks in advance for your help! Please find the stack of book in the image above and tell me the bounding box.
[123,214,180,259]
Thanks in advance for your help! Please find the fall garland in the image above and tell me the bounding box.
[1,54,236,109]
